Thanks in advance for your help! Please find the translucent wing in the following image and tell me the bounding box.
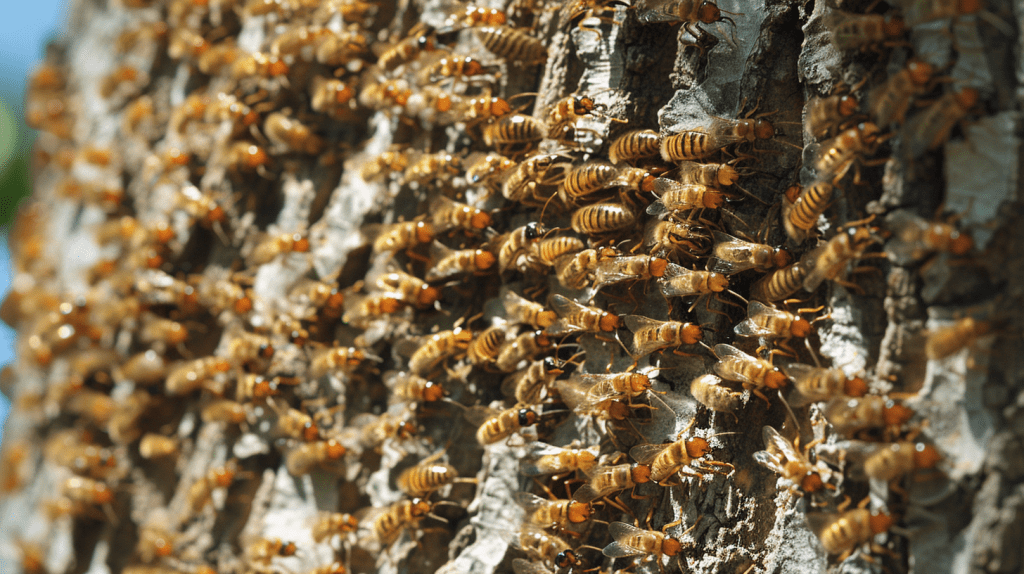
[513,491,550,514]
[464,405,502,426]
[608,520,649,549]
[708,230,758,274]
[629,442,669,465]
[800,242,832,292]
[752,449,784,475]
[593,259,639,288]
[603,541,646,558]
[762,425,803,465]
[572,483,602,504]
[733,301,775,337]
[659,263,705,298]
[635,0,687,24]
[623,315,672,357]
[520,443,567,476]
[646,199,671,218]
[623,314,664,333]
[782,363,835,406]
[713,343,746,360]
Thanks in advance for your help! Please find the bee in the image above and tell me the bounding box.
[503,357,562,404]
[361,149,410,182]
[249,233,310,266]
[884,210,972,265]
[359,78,413,110]
[374,270,442,308]
[422,54,495,83]
[371,498,434,546]
[315,28,372,66]
[712,344,788,402]
[646,180,724,217]
[466,153,515,192]
[177,185,227,225]
[856,441,943,482]
[902,87,979,159]
[409,328,474,374]
[497,223,547,272]
[474,406,539,445]
[753,426,831,494]
[709,231,791,274]
[677,160,741,187]
[749,261,811,302]
[474,26,547,65]
[806,92,861,139]
[165,357,232,395]
[825,10,905,51]
[264,112,324,155]
[515,492,592,528]
[426,242,497,282]
[532,236,586,268]
[822,396,914,436]
[571,203,637,235]
[430,196,492,233]
[397,458,458,497]
[387,371,445,403]
[925,317,994,360]
[310,346,378,378]
[187,462,239,512]
[238,375,287,402]
[801,226,877,292]
[246,538,298,566]
[495,330,554,372]
[560,162,619,201]
[783,181,833,241]
[573,462,652,503]
[341,293,406,327]
[370,220,434,255]
[810,122,881,185]
[555,249,602,290]
[592,255,669,291]
[285,439,348,475]
[629,434,733,483]
[546,294,621,336]
[503,290,556,329]
[869,59,934,127]
[502,152,572,202]
[468,326,508,366]
[312,512,359,543]
[99,65,147,99]
[782,363,869,405]
[809,507,894,555]
[734,300,812,341]
[228,332,275,367]
[137,525,177,562]
[139,434,179,459]
[230,52,290,80]
[107,391,151,445]
[402,152,463,186]
[356,411,419,450]
[514,527,579,568]
[624,315,703,357]
[660,117,773,162]
[558,371,655,411]
[310,76,358,118]
[201,399,249,425]
[689,373,743,414]
[483,114,546,156]
[270,402,319,441]
[609,129,662,165]
[202,275,255,316]
[378,25,437,72]
[520,442,599,476]
[443,4,508,29]
[602,521,686,561]
[226,142,273,174]
[658,262,729,300]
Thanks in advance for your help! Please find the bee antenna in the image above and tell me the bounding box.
[778,389,802,433]
[731,181,769,205]
[726,289,748,304]
[698,340,717,358]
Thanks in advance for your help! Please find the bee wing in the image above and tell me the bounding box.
[594,259,638,287]
[512,559,554,574]
[646,199,671,218]
[428,196,458,232]
[555,379,592,411]
[603,541,647,558]
[520,444,570,477]
[503,289,528,315]
[733,301,776,337]
[762,425,802,464]
[464,405,501,426]
[781,363,826,406]
[428,240,454,262]
[635,0,687,24]
[800,243,833,293]
[513,491,550,513]
[712,343,748,362]
[752,449,785,475]
[550,293,584,316]
[629,442,669,465]
[650,176,681,198]
[607,520,649,547]
[708,231,757,274]
[623,314,663,333]
[572,483,602,504]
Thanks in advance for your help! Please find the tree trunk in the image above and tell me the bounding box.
[1,0,1021,573]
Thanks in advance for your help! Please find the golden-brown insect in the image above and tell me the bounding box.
[749,261,810,302]
[497,223,547,272]
[809,508,894,555]
[237,374,286,402]
[602,521,684,560]
[426,242,497,281]
[312,512,359,542]
[430,196,492,233]
[825,10,905,51]
[359,78,414,110]
[386,371,445,404]
[63,476,115,506]
[106,391,151,445]
[646,179,724,217]
[559,371,655,412]
[884,210,972,264]
[660,116,773,162]
[341,293,406,327]
[869,59,934,127]
[264,112,324,155]
[810,122,881,184]
[374,269,442,308]
[573,462,652,503]
[403,152,463,185]
[370,220,434,254]
[371,498,433,546]
[443,4,508,29]
[409,328,474,374]
[782,363,869,405]
[806,92,861,139]
[514,527,579,568]
[858,441,943,482]
[474,26,547,65]
[397,459,458,497]
[495,330,554,372]
[658,262,729,300]
[624,315,703,357]
[378,25,437,72]
[228,331,276,367]
[571,203,637,235]
[139,434,179,459]
[734,300,812,341]
[270,402,319,441]
[503,357,562,404]
[361,149,410,182]
[165,357,232,395]
[177,185,227,225]
[468,326,508,366]
[474,406,539,444]
[532,236,586,268]
[310,76,358,119]
[678,161,741,188]
[515,492,592,527]
[636,0,736,32]
[483,114,546,156]
[609,129,662,165]
[801,226,877,292]
[502,152,572,202]
[315,28,371,66]
[466,153,515,191]
[553,249,602,290]
[422,54,493,83]
[903,87,979,159]
[310,346,377,378]
[503,290,556,329]
[712,344,788,402]
[592,254,669,292]
[247,538,298,566]
[783,181,834,242]
[226,142,273,174]
[201,399,249,425]
[521,442,599,476]
[822,396,914,436]
[285,439,348,475]
[630,434,732,483]
[560,162,619,201]
[356,411,419,450]
[137,525,177,562]
[230,52,290,80]
[546,294,621,336]
[925,317,994,360]
[710,231,791,274]
[249,233,311,266]
[187,462,239,512]
[689,373,743,414]
[753,426,830,494]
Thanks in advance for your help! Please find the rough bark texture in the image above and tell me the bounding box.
[1,0,1022,574]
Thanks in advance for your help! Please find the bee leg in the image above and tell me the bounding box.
[532,476,559,501]
[751,389,772,407]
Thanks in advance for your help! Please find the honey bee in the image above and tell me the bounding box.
[495,330,554,372]
[749,261,811,302]
[503,290,556,329]
[660,117,773,162]
[230,52,290,80]
[553,249,604,290]
[238,374,289,402]
[370,220,434,254]
[609,129,662,165]
[468,326,507,366]
[902,87,979,159]
[270,402,319,441]
[806,92,861,139]
[474,405,539,444]
[312,512,359,542]
[809,507,894,555]
[165,357,231,395]
[560,162,619,201]
[503,357,562,404]
[246,538,298,566]
[753,426,831,494]
[187,462,239,511]
[925,317,994,360]
[809,122,881,185]
[783,181,833,242]
[602,521,685,561]
[139,434,179,459]
[361,149,410,182]
[425,242,497,281]
[201,399,249,425]
[378,25,437,72]
[592,255,669,291]
[474,26,547,65]
[310,76,358,118]
[497,223,547,272]
[341,293,406,327]
[359,78,414,111]
[250,232,311,266]
[371,498,434,546]
[546,294,621,336]
[629,434,733,483]
[285,439,348,475]
[658,262,729,300]
[356,411,419,450]
[409,328,474,374]
[825,10,905,51]
[531,236,586,268]
[403,152,463,186]
[571,203,637,234]
[689,373,743,414]
[397,458,458,497]
[515,492,592,528]
[315,28,371,66]
[521,442,599,476]
[801,226,877,292]
[573,462,652,503]
[884,210,972,265]
[646,180,724,217]
[869,59,934,127]
[822,396,914,436]
[709,231,791,274]
[443,4,508,29]
[226,142,273,174]
[635,0,736,35]
[228,331,276,367]
[310,346,378,378]
[374,269,442,308]
[782,363,869,405]
[679,161,742,188]
[514,528,579,568]
[137,525,176,562]
[483,114,545,156]
[734,300,812,341]
[264,112,324,155]
[422,54,495,83]
[559,371,655,411]
[466,153,515,192]
[430,196,492,233]
[386,370,445,404]
[107,391,151,445]
[712,344,788,402]
[502,152,572,202]
[855,441,943,482]
[624,315,703,357]
[177,185,227,225]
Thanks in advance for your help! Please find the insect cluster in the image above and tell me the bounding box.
[0,0,1010,572]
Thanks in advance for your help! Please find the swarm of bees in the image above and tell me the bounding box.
[1,0,1004,572]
